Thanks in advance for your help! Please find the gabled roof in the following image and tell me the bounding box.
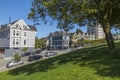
[69,33,74,36]
[0,19,37,31]
[10,20,18,25]
[0,20,19,30]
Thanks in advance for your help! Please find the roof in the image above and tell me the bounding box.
[28,25,37,31]
[69,33,74,35]
[69,32,75,37]
[49,31,69,37]
[0,24,8,30]
[0,19,37,31]
[10,20,18,25]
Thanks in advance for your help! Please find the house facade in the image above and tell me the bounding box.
[87,23,105,39]
[0,19,37,58]
[70,31,95,47]
[113,34,120,40]
[82,33,95,40]
[47,31,69,50]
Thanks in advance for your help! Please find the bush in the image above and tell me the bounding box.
[22,47,28,52]
[83,39,106,46]
[13,53,21,61]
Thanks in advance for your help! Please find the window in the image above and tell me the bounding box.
[24,40,26,45]
[13,39,15,45]
[24,32,26,37]
[64,36,66,39]
[13,30,15,36]
[16,30,19,36]
[16,39,19,45]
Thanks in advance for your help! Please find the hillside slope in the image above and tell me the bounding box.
[0,42,120,80]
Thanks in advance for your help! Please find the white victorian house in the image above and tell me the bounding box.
[0,19,37,58]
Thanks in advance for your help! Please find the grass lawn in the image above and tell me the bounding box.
[0,42,120,80]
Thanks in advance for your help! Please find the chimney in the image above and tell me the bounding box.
[9,17,11,24]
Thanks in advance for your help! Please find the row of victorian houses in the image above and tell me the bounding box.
[46,23,105,50]
[46,31,96,50]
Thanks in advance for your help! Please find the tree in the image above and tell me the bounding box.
[76,28,83,35]
[28,0,120,55]
[35,37,47,49]
[22,47,28,53]
[13,53,21,61]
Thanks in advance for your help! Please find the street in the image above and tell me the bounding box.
[0,47,81,73]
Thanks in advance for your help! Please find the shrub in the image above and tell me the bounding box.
[82,39,106,47]
[22,47,28,52]
[13,53,21,61]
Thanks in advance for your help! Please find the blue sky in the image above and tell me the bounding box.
[0,0,87,38]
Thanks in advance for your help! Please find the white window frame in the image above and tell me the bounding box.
[24,40,26,45]
[13,30,15,36]
[13,39,15,45]
[16,39,19,45]
[24,32,26,37]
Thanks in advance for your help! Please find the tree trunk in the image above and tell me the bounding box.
[102,22,115,55]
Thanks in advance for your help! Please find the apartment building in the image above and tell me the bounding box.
[47,31,69,50]
[87,23,105,39]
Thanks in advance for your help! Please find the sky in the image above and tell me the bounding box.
[0,0,87,38]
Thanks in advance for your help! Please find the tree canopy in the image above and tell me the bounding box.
[28,0,120,54]
[28,0,120,27]
[35,37,47,49]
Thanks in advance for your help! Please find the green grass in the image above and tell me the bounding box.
[0,42,120,80]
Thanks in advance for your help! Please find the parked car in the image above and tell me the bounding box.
[6,60,24,68]
[35,50,42,54]
[28,55,43,62]
[44,51,57,57]
[21,52,31,57]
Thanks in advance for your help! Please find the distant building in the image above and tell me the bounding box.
[69,31,83,47]
[113,34,120,40]
[0,19,37,58]
[82,33,95,40]
[69,30,95,47]
[87,23,105,39]
[47,31,69,50]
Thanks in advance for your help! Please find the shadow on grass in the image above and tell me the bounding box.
[8,43,120,78]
